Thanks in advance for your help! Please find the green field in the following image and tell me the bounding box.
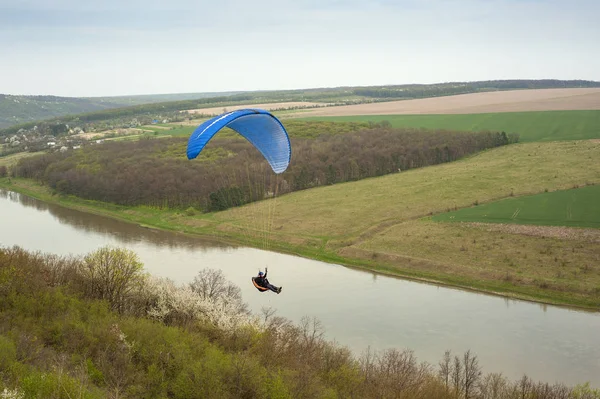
[433,184,600,228]
[303,110,600,142]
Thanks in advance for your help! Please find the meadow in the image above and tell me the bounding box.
[433,184,600,228]
[301,110,600,142]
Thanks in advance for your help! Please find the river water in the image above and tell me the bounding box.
[0,189,598,388]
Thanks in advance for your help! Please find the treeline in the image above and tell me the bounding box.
[1,245,598,398]
[10,126,519,211]
[353,79,600,99]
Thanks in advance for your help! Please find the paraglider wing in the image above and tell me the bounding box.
[187,109,291,174]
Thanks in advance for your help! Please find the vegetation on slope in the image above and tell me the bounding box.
[1,245,598,398]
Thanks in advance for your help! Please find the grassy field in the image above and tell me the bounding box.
[213,141,600,240]
[433,184,600,228]
[350,218,600,307]
[3,140,599,308]
[301,110,600,142]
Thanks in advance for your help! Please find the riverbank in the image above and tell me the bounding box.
[2,172,599,311]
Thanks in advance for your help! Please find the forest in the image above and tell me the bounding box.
[9,123,518,211]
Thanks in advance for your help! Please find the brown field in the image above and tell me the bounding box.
[185,101,331,116]
[293,88,600,116]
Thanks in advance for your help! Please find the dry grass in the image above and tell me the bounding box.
[289,88,600,117]
[353,219,600,297]
[466,222,600,242]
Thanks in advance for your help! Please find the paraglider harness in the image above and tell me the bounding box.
[252,277,269,292]
[252,268,281,293]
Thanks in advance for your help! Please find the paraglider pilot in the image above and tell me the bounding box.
[254,267,282,294]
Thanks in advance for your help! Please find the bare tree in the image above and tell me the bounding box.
[439,350,452,392]
[452,354,464,398]
[189,268,247,314]
[479,372,508,399]
[189,268,238,299]
[463,350,481,399]
[517,374,532,399]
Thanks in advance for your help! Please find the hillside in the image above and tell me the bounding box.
[0,92,244,129]
[0,94,126,128]
[1,245,593,398]
[2,79,599,131]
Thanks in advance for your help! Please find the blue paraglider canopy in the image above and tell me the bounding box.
[187,109,291,174]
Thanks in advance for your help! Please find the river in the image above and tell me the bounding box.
[0,189,598,388]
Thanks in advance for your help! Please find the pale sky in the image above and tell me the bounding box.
[1,0,599,97]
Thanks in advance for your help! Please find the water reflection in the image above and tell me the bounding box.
[3,189,233,251]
